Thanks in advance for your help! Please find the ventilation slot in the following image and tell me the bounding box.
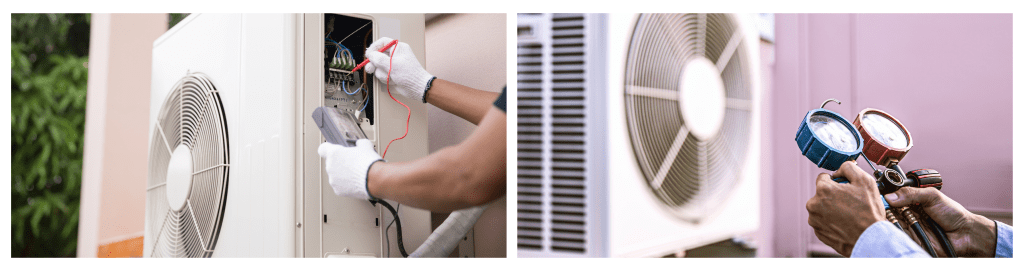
[548,13,587,254]
[516,39,544,250]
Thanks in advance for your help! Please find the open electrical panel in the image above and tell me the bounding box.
[323,14,377,145]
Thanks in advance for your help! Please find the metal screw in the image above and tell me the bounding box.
[296,223,302,228]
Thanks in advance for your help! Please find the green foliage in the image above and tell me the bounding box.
[169,13,190,29]
[11,13,90,257]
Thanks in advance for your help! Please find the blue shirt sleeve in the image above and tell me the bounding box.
[995,220,1013,258]
[851,221,931,258]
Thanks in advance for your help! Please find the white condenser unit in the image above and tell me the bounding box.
[516,13,761,257]
[144,13,431,257]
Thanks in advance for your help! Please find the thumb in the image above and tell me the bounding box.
[885,186,939,208]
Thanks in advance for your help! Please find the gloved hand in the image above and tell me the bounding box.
[364,37,435,103]
[317,139,384,201]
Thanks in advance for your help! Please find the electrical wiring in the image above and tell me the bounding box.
[385,203,401,257]
[338,21,371,44]
[370,199,407,257]
[379,42,411,158]
[357,85,370,113]
[341,80,361,95]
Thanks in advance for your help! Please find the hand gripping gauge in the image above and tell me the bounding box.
[795,99,863,172]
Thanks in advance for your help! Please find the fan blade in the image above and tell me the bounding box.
[716,30,744,72]
[651,126,689,189]
[625,85,677,101]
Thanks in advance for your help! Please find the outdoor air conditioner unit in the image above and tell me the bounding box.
[144,13,431,258]
[516,13,761,257]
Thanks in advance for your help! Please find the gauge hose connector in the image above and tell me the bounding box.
[899,206,937,257]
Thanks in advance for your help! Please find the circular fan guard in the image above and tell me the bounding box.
[624,13,754,221]
[146,72,229,257]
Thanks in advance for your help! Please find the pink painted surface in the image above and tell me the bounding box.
[771,14,1011,257]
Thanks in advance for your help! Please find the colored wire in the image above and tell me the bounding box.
[358,85,370,112]
[325,38,353,56]
[380,41,410,158]
[341,80,360,95]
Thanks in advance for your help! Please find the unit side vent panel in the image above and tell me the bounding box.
[516,13,589,254]
[548,13,587,254]
[516,39,544,251]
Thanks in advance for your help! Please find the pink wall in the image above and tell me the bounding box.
[79,13,167,257]
[771,14,1012,257]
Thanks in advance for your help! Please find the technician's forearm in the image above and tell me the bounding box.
[366,147,480,212]
[425,79,499,125]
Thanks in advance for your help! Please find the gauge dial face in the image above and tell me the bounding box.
[809,114,859,152]
[861,112,909,149]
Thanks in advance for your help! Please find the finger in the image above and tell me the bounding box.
[356,139,374,148]
[317,142,339,157]
[364,61,376,74]
[884,187,940,209]
[365,51,391,71]
[815,172,836,191]
[366,37,395,52]
[834,161,870,187]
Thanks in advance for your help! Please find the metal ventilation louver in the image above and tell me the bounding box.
[146,72,230,257]
[516,13,589,254]
[624,13,754,222]
[515,24,544,251]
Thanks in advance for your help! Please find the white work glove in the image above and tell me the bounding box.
[364,37,435,103]
[317,139,384,201]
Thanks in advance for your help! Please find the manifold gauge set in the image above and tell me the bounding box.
[795,99,954,258]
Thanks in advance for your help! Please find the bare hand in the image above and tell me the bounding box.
[806,161,886,257]
[885,187,996,257]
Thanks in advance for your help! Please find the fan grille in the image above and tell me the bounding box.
[624,13,753,221]
[146,73,229,257]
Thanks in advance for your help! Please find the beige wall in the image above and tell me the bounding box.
[424,13,507,258]
[79,13,166,257]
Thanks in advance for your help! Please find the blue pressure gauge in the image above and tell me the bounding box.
[795,100,863,171]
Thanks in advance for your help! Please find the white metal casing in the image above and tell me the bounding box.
[516,13,761,258]
[146,13,430,258]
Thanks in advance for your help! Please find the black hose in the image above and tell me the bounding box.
[926,217,956,257]
[371,199,408,257]
[910,222,937,257]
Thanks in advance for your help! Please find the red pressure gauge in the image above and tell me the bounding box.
[853,108,913,167]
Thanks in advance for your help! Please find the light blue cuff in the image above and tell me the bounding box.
[851,221,930,258]
[995,220,1013,258]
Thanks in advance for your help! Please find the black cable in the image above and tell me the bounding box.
[385,204,400,257]
[910,222,938,257]
[926,217,957,257]
[371,199,407,257]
